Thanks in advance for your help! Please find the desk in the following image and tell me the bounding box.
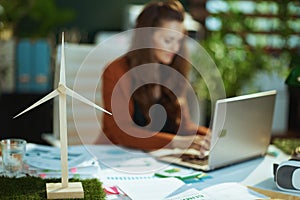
[96,144,300,199]
[1,144,299,199]
[171,146,299,197]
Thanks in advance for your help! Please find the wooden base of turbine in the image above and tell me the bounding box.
[46,182,84,199]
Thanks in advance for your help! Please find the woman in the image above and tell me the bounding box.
[98,0,210,151]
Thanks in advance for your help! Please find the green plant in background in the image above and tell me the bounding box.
[0,0,76,95]
[192,0,295,101]
[0,0,75,38]
[194,32,290,99]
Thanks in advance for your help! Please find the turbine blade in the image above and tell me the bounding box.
[65,87,112,115]
[59,32,66,85]
[14,90,59,118]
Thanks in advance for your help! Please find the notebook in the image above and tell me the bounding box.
[152,90,277,171]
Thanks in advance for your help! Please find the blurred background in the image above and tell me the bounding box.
[0,0,299,145]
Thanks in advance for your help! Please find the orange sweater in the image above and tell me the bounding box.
[100,56,208,151]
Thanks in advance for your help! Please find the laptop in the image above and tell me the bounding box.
[152,90,277,171]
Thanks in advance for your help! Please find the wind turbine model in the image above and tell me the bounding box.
[14,32,111,199]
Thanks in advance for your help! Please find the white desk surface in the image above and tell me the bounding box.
[2,143,299,198]
[168,145,300,197]
[93,144,300,198]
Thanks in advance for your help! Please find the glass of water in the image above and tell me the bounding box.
[1,138,26,177]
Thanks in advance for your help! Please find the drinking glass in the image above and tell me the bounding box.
[1,138,26,177]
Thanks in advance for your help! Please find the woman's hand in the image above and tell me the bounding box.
[171,133,211,157]
[192,133,211,158]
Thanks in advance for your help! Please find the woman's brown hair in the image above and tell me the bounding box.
[126,0,191,133]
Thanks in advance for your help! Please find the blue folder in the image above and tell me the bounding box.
[16,39,33,92]
[32,40,51,93]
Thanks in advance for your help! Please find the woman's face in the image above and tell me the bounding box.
[152,20,185,65]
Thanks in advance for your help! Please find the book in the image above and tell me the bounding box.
[15,39,52,93]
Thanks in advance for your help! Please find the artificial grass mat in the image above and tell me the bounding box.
[0,176,106,200]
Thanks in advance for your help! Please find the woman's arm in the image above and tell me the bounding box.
[100,58,175,151]
[178,97,210,136]
[98,57,209,151]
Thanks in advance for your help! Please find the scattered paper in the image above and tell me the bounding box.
[115,177,185,200]
[24,143,100,179]
[164,188,212,200]
[85,144,167,172]
[165,182,269,200]
[155,167,206,180]
[201,182,269,200]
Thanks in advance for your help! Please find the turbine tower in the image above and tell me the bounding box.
[14,32,111,199]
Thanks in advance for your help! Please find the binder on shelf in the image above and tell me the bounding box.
[16,39,52,93]
[32,40,51,93]
[16,39,33,93]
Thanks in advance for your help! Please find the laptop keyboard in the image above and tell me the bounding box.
[180,153,209,165]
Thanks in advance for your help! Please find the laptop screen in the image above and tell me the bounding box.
[208,90,277,170]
